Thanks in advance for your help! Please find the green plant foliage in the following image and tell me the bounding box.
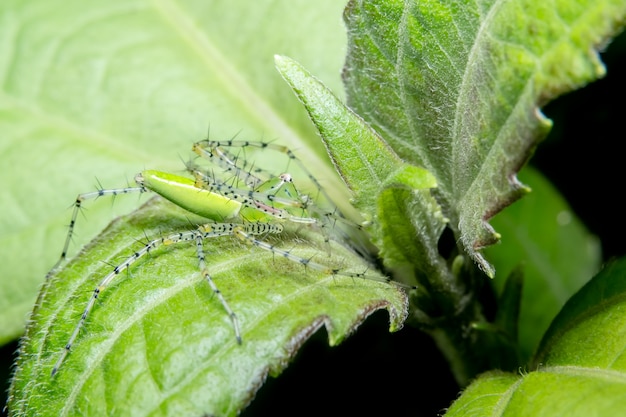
[275,0,624,389]
[0,0,349,345]
[487,167,601,362]
[8,197,407,416]
[274,54,445,287]
[342,0,625,277]
[447,258,626,416]
[4,0,626,415]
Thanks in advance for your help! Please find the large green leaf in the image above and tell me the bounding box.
[8,197,407,416]
[445,257,626,416]
[0,0,349,345]
[342,0,626,276]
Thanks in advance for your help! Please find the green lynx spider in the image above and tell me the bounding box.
[49,139,410,376]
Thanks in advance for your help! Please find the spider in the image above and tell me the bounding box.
[49,138,410,376]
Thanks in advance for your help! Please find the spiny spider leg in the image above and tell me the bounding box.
[188,147,307,211]
[188,165,361,259]
[191,140,380,265]
[191,142,372,251]
[50,184,148,273]
[191,141,268,190]
[189,168,316,224]
[51,222,283,376]
[193,140,338,214]
[235,226,414,288]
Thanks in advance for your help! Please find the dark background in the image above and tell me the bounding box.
[3,29,625,417]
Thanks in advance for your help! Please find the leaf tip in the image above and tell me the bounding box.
[274,54,295,73]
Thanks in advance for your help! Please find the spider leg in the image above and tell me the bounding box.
[50,184,148,275]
